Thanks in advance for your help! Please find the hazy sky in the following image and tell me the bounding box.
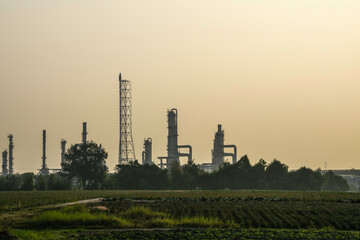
[0,0,359,173]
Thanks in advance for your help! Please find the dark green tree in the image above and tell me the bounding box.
[252,158,267,189]
[265,159,288,189]
[182,160,202,189]
[322,171,349,191]
[21,173,34,191]
[35,175,47,190]
[62,141,108,190]
[287,167,322,191]
[170,160,183,190]
[48,173,72,190]
[115,160,169,190]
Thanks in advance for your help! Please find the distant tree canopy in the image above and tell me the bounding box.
[115,160,169,190]
[0,154,350,192]
[62,141,108,190]
[111,155,349,192]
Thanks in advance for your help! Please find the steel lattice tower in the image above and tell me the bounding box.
[118,73,136,164]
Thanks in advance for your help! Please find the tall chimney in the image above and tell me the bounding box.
[42,130,47,169]
[8,134,14,175]
[82,122,87,145]
[61,139,67,171]
[2,150,8,176]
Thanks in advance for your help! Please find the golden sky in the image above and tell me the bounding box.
[0,0,359,173]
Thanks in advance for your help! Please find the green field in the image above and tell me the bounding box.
[1,190,360,212]
[1,190,360,239]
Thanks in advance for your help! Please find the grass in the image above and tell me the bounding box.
[9,229,63,240]
[18,205,132,229]
[18,205,232,229]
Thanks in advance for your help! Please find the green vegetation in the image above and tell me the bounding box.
[63,141,108,190]
[113,157,349,191]
[9,228,360,240]
[17,205,232,229]
[2,190,360,239]
[94,196,360,230]
[1,190,360,213]
[0,154,350,192]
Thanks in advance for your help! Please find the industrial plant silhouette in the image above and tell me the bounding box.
[0,73,358,192]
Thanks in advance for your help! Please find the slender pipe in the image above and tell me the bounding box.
[224,145,237,164]
[178,145,192,163]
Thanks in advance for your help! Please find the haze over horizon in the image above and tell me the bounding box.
[0,0,359,173]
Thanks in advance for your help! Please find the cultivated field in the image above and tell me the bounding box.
[1,190,360,239]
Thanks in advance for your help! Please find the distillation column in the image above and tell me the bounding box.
[167,109,179,168]
[2,150,8,176]
[142,138,152,165]
[212,124,224,166]
[38,130,49,175]
[61,139,67,171]
[212,124,237,166]
[166,108,193,168]
[8,134,14,175]
[82,122,87,144]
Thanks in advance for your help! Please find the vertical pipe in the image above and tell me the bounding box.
[2,150,8,176]
[8,134,14,175]
[42,130,47,169]
[144,138,152,164]
[82,122,87,145]
[167,109,178,168]
[61,139,67,171]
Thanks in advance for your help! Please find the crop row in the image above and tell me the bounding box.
[74,229,360,240]
[95,199,360,230]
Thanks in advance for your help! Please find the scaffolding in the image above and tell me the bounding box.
[118,73,136,164]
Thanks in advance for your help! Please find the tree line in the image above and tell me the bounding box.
[109,156,349,191]
[0,142,349,191]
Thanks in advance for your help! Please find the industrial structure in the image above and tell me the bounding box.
[60,139,67,171]
[118,73,136,164]
[82,122,87,144]
[38,130,50,175]
[212,124,237,166]
[142,138,153,165]
[158,109,192,169]
[2,150,8,176]
[8,134,14,175]
[199,124,237,172]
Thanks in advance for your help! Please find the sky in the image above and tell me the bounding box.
[0,0,359,173]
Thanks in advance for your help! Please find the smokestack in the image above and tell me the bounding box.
[61,139,67,171]
[8,134,14,175]
[82,122,87,145]
[2,150,8,176]
[42,130,47,169]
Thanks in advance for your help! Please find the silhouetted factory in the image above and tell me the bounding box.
[2,72,358,178]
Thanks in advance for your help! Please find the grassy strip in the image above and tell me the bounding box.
[17,205,234,229]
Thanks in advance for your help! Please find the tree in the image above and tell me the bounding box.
[265,159,288,189]
[62,141,108,190]
[182,160,202,189]
[21,173,34,191]
[322,171,349,191]
[170,160,183,190]
[252,158,267,189]
[287,167,322,191]
[115,160,169,190]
